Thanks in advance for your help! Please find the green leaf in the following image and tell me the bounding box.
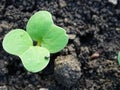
[20,46,50,73]
[118,52,120,64]
[26,11,53,41]
[2,29,33,56]
[41,25,68,53]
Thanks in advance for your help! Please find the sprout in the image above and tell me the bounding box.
[2,11,69,73]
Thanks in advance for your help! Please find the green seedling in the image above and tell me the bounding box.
[2,11,68,73]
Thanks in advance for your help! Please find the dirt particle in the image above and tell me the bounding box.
[54,55,82,87]
[58,0,67,8]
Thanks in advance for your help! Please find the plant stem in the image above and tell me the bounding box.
[36,41,41,46]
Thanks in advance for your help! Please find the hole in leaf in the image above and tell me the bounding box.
[44,56,50,60]
[33,41,37,46]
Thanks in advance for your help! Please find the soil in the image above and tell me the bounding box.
[0,0,120,90]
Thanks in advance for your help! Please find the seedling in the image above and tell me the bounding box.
[2,11,68,73]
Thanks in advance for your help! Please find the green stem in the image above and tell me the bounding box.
[36,41,41,46]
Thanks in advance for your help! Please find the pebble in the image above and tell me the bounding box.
[0,21,10,33]
[54,55,82,87]
[58,0,67,8]
[68,34,76,40]
[108,0,117,5]
[74,37,80,46]
[90,52,100,59]
[67,44,75,52]
[39,88,48,90]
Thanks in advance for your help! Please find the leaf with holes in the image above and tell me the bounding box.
[20,46,50,72]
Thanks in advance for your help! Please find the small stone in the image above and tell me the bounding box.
[0,21,10,33]
[74,37,80,46]
[90,52,100,59]
[73,23,77,26]
[39,88,48,90]
[116,28,120,31]
[0,86,7,90]
[58,0,67,8]
[67,44,75,52]
[68,34,76,40]
[81,46,89,53]
[67,44,76,56]
[108,0,117,5]
[54,55,82,87]
[64,18,68,23]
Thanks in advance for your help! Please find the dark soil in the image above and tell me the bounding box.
[0,0,120,90]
